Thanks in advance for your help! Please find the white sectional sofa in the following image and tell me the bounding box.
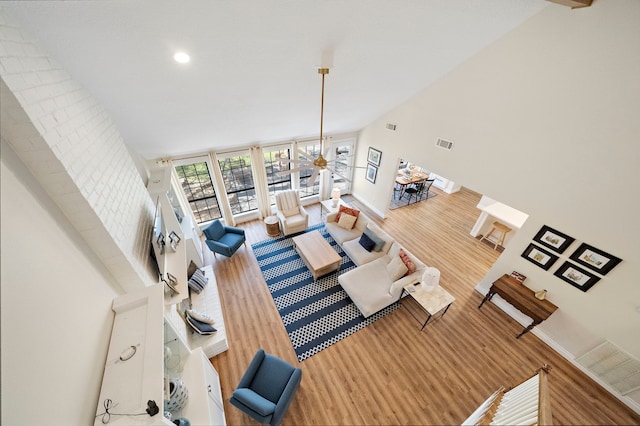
[326,209,427,318]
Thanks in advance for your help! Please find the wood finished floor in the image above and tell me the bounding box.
[203,187,639,425]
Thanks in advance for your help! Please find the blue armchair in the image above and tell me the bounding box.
[202,219,246,257]
[230,349,302,426]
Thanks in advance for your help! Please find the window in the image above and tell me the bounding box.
[174,160,222,224]
[329,138,355,195]
[263,145,292,205]
[217,151,257,214]
[297,141,321,197]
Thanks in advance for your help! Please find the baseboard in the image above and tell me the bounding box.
[349,194,387,219]
[476,288,640,415]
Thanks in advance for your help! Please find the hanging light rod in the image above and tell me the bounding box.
[315,68,329,169]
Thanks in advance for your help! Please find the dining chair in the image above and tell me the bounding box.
[404,179,435,204]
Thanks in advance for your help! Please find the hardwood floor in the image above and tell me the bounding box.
[204,187,639,425]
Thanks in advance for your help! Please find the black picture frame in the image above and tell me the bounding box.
[367,147,382,166]
[569,243,621,275]
[521,243,559,271]
[553,261,601,292]
[533,225,575,254]
[365,164,378,183]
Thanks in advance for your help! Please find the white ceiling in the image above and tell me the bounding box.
[2,0,548,160]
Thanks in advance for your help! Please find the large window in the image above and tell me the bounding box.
[174,160,222,224]
[217,151,257,214]
[330,138,355,195]
[263,146,292,205]
[298,141,321,197]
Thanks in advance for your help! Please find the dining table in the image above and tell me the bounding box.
[395,170,429,199]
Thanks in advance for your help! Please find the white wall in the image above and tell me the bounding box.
[354,0,640,404]
[0,7,157,292]
[1,140,120,425]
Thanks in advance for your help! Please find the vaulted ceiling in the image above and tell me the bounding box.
[2,1,548,159]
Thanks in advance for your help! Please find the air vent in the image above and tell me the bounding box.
[436,138,454,150]
[385,123,397,131]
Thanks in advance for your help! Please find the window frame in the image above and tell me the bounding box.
[172,156,222,224]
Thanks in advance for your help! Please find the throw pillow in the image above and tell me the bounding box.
[187,260,199,279]
[386,255,409,281]
[188,268,208,294]
[358,232,375,252]
[399,249,417,275]
[186,316,217,335]
[186,309,215,325]
[335,205,360,222]
[337,213,357,230]
[363,225,385,252]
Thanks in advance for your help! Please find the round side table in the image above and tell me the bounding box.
[264,216,280,237]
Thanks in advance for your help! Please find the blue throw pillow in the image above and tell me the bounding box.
[188,268,208,294]
[363,226,385,252]
[358,232,375,252]
[186,315,217,335]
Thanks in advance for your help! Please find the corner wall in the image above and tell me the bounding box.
[0,7,156,291]
[1,139,120,425]
[353,0,640,407]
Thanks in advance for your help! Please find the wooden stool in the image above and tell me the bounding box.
[480,221,512,250]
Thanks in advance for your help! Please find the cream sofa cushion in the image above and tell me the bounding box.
[386,255,409,281]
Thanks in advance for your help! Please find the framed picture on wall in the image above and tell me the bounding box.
[521,243,559,271]
[533,225,575,254]
[553,261,601,292]
[569,243,621,275]
[365,164,378,183]
[367,147,382,166]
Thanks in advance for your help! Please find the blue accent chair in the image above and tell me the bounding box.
[202,219,246,257]
[230,349,302,426]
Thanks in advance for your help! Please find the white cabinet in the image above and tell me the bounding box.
[95,285,173,425]
[429,172,461,194]
[96,284,226,425]
[174,348,226,425]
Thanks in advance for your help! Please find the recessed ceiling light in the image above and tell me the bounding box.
[173,52,190,64]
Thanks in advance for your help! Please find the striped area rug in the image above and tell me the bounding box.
[252,224,399,362]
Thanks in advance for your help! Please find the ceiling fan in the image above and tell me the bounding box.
[277,68,362,184]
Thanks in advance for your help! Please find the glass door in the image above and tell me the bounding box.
[329,137,355,195]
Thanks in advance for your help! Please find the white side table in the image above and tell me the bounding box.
[401,283,455,331]
[320,198,348,221]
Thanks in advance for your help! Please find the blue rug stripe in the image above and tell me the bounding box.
[280,292,350,326]
[274,284,346,317]
[284,297,353,331]
[278,286,347,318]
[252,225,396,362]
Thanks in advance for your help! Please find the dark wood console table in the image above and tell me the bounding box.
[478,274,558,338]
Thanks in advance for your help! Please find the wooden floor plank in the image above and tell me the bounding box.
[203,187,639,425]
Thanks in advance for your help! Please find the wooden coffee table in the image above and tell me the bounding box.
[292,230,342,281]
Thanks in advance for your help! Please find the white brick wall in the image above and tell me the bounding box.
[0,7,157,292]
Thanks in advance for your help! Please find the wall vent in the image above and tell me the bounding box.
[576,340,640,395]
[436,138,454,150]
[385,123,397,131]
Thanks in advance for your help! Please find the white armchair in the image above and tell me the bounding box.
[274,189,309,236]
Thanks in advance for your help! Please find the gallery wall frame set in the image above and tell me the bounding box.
[523,224,622,293]
[365,147,381,183]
